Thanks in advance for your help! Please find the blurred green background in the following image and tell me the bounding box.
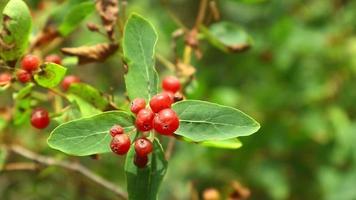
[1,0,356,199]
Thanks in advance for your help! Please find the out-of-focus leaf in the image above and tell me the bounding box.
[123,14,159,102]
[61,43,118,65]
[13,83,34,100]
[48,111,134,156]
[0,0,32,61]
[0,147,8,171]
[58,1,95,36]
[67,94,101,117]
[200,138,242,149]
[67,83,109,110]
[172,100,260,142]
[125,139,168,200]
[201,21,252,53]
[34,63,67,88]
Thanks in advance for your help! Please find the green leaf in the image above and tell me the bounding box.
[67,94,101,117]
[34,63,67,88]
[201,21,252,53]
[68,83,109,110]
[0,0,32,61]
[123,14,159,102]
[13,83,34,100]
[200,138,243,149]
[172,100,260,142]
[48,111,134,156]
[58,1,95,36]
[125,139,168,200]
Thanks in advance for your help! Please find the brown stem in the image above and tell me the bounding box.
[7,145,128,199]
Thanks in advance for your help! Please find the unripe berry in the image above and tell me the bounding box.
[153,108,179,135]
[130,98,146,114]
[45,54,62,65]
[149,93,173,113]
[61,75,80,91]
[135,108,154,131]
[134,138,153,157]
[0,72,12,86]
[16,69,32,83]
[31,108,50,129]
[21,55,40,72]
[134,154,148,168]
[110,134,131,155]
[162,76,181,93]
[110,125,124,137]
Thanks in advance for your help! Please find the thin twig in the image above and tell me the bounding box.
[8,145,128,199]
[195,0,208,28]
[3,162,39,171]
[165,137,176,160]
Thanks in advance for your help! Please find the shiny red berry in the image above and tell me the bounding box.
[130,98,146,114]
[162,76,181,93]
[110,134,131,155]
[0,72,12,86]
[16,69,32,83]
[31,108,50,129]
[61,75,80,91]
[134,138,153,157]
[149,93,173,113]
[134,154,148,168]
[153,108,179,135]
[21,55,40,72]
[110,125,124,137]
[45,54,62,65]
[135,108,154,131]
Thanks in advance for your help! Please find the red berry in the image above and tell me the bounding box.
[149,93,173,113]
[16,69,32,83]
[162,76,181,93]
[153,108,179,135]
[31,108,50,129]
[21,55,40,72]
[61,75,80,91]
[135,108,154,131]
[45,54,62,65]
[162,91,174,102]
[0,72,12,86]
[110,134,131,155]
[110,125,124,137]
[134,138,153,157]
[134,154,148,168]
[130,98,146,114]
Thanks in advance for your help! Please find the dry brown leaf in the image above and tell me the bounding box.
[61,43,118,64]
[95,0,119,40]
[30,24,60,50]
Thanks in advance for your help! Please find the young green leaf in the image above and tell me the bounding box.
[123,14,159,102]
[201,21,252,53]
[48,111,134,156]
[172,100,260,142]
[67,83,109,110]
[125,139,167,200]
[0,0,32,61]
[13,83,34,100]
[34,63,67,88]
[58,1,95,36]
[67,94,101,117]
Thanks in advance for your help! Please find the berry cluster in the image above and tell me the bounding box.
[109,76,182,168]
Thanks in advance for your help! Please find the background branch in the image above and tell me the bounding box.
[7,145,128,199]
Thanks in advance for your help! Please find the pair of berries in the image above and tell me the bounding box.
[109,125,153,168]
[30,108,50,129]
[131,76,181,135]
[17,54,62,84]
